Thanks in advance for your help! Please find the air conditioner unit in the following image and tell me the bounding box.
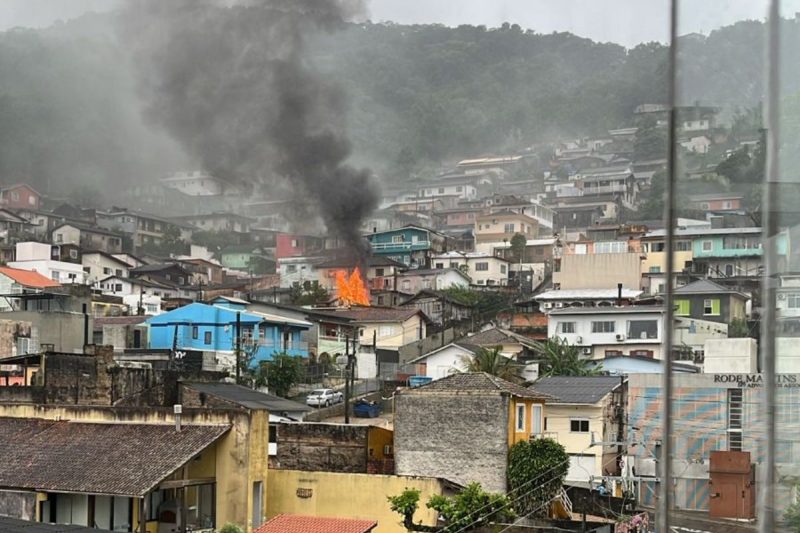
[575,336,582,344]
[582,347,592,356]
[555,302,564,308]
[615,334,625,341]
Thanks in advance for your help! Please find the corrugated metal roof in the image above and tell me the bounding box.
[183,382,311,413]
[406,372,552,401]
[530,376,623,404]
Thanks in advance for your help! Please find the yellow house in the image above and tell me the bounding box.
[394,372,551,493]
[640,232,693,294]
[0,404,269,533]
[529,376,626,489]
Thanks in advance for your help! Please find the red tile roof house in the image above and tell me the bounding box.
[255,514,377,533]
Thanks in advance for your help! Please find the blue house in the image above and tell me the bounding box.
[366,225,447,268]
[147,301,310,367]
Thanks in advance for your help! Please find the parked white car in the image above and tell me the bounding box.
[306,388,344,407]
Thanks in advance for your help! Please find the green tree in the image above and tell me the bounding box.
[510,232,527,263]
[538,337,603,377]
[729,318,750,338]
[252,353,304,397]
[784,485,800,531]
[216,524,244,533]
[461,346,521,382]
[507,438,570,517]
[388,483,513,532]
[289,281,331,305]
[633,118,668,161]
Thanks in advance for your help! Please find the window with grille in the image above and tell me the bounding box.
[591,321,615,333]
[727,388,743,452]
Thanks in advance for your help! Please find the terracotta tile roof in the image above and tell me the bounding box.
[405,372,552,401]
[255,515,377,533]
[0,266,61,289]
[0,418,229,496]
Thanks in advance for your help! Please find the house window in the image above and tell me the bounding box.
[192,326,199,340]
[377,296,384,305]
[286,265,297,274]
[291,239,298,247]
[375,268,384,276]
[649,266,661,273]
[392,235,404,244]
[55,234,63,243]
[378,325,394,337]
[675,299,690,316]
[103,267,112,275]
[456,186,463,192]
[204,331,212,344]
[500,264,507,274]
[605,350,623,357]
[570,419,590,433]
[704,298,720,316]
[116,269,123,277]
[114,283,123,292]
[438,188,444,194]
[475,262,489,271]
[435,263,444,269]
[701,240,713,252]
[651,242,665,252]
[28,195,36,205]
[591,321,615,333]
[728,388,743,452]
[559,322,575,334]
[627,320,658,340]
[725,264,734,276]
[516,404,526,432]
[674,241,691,251]
[787,294,800,308]
[531,404,542,435]
[504,223,515,233]
[630,349,654,358]
[10,191,18,201]
[69,250,78,259]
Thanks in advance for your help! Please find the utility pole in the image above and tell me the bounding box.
[235,311,241,384]
[344,334,350,424]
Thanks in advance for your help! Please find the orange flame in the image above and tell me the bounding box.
[335,268,370,306]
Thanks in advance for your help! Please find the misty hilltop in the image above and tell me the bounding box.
[0,13,795,200]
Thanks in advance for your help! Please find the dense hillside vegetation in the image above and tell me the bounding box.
[0,14,799,196]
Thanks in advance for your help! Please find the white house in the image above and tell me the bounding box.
[96,275,180,300]
[405,343,478,380]
[535,288,643,313]
[278,256,324,289]
[417,183,477,201]
[122,293,163,316]
[431,251,510,286]
[395,268,471,294]
[7,245,86,285]
[680,135,712,154]
[160,170,224,196]
[81,252,131,284]
[548,306,665,360]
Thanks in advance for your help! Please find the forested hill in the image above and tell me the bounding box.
[0,14,797,197]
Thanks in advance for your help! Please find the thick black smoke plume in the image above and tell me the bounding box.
[119,0,378,251]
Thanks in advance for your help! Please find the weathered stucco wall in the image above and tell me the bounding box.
[394,392,510,492]
[266,469,445,533]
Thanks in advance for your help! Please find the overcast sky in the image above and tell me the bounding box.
[0,0,796,48]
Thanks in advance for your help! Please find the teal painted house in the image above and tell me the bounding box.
[147,301,310,366]
[691,227,786,278]
[366,225,447,268]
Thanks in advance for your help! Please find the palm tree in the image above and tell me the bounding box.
[461,346,522,382]
[538,337,603,377]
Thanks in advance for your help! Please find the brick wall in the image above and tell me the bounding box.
[275,422,369,473]
[394,392,510,492]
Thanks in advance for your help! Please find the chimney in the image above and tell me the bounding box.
[617,283,623,307]
[174,404,183,432]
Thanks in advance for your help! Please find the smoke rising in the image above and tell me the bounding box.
[119,0,378,251]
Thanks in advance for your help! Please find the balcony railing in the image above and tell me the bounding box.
[370,240,430,251]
